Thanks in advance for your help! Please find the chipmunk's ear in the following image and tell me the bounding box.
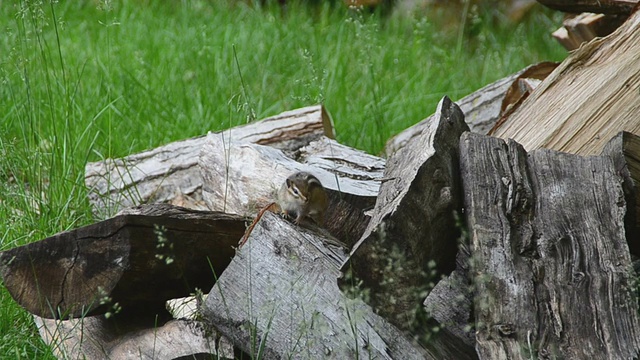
[286,178,292,188]
[306,175,322,188]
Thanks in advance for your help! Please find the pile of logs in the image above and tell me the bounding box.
[1,2,640,360]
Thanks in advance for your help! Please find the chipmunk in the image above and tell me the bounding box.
[277,171,328,226]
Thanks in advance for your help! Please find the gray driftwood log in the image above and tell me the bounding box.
[0,204,246,319]
[85,105,334,218]
[460,131,640,360]
[199,134,384,246]
[201,211,432,359]
[344,97,469,339]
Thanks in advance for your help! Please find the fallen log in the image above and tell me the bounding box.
[201,211,432,359]
[0,204,246,319]
[344,96,471,350]
[490,8,640,155]
[460,131,640,359]
[85,105,334,218]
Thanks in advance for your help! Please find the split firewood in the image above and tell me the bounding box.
[344,96,472,354]
[0,204,246,319]
[202,211,450,359]
[490,8,640,155]
[460,131,640,359]
[85,105,334,218]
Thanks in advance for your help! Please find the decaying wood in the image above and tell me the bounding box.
[199,135,383,245]
[0,204,246,319]
[201,211,432,360]
[460,131,640,360]
[490,9,640,155]
[345,97,470,342]
[536,0,639,14]
[34,315,232,360]
[601,131,640,256]
[385,63,555,156]
[85,105,334,218]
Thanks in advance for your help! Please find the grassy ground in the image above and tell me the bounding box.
[0,0,565,357]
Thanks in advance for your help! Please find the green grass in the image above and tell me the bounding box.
[0,0,565,357]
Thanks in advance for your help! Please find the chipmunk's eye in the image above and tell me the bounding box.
[290,184,301,197]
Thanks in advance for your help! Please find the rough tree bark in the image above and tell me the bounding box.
[85,105,334,218]
[460,131,640,360]
[0,204,246,319]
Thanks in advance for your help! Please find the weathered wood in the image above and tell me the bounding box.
[35,315,233,360]
[0,204,246,319]
[385,63,555,156]
[199,135,383,246]
[490,9,640,155]
[601,131,640,256]
[423,242,475,348]
[460,131,640,359]
[85,105,334,218]
[201,211,432,359]
[344,97,472,350]
[537,0,638,14]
